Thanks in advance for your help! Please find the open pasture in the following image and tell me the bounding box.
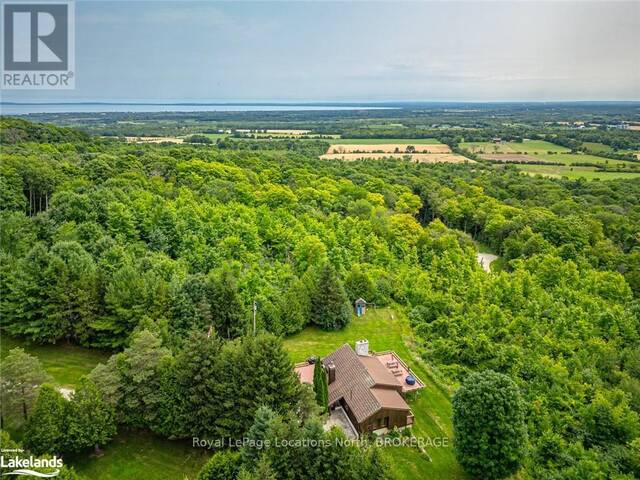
[461,139,569,154]
[582,141,614,153]
[536,153,638,167]
[481,154,540,163]
[517,164,640,180]
[479,150,638,168]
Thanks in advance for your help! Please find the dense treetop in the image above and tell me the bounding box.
[1,118,639,478]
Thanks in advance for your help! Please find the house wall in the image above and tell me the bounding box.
[358,408,411,433]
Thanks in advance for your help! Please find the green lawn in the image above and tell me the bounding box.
[517,164,640,180]
[0,334,110,388]
[69,430,210,480]
[2,310,467,480]
[334,138,442,144]
[283,308,468,480]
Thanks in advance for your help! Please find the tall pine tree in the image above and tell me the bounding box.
[312,360,328,412]
[0,347,52,423]
[310,263,351,330]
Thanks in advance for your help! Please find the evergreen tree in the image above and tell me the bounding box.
[88,354,123,408]
[119,330,171,428]
[169,274,211,338]
[45,242,99,344]
[65,378,116,454]
[241,406,278,467]
[252,456,277,480]
[207,263,245,339]
[312,360,328,412]
[172,330,222,438]
[277,279,308,334]
[453,370,527,479]
[24,385,66,455]
[309,263,351,330]
[200,333,301,440]
[363,447,394,480]
[0,348,52,423]
[236,469,255,480]
[1,244,54,342]
[197,451,242,480]
[238,334,301,427]
[296,384,322,424]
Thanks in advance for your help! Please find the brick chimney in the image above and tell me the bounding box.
[327,362,336,384]
[355,339,369,356]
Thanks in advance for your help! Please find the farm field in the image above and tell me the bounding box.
[535,153,638,167]
[327,143,451,154]
[200,133,229,140]
[243,132,338,139]
[321,153,473,163]
[582,141,614,153]
[284,308,468,480]
[333,138,442,144]
[460,139,570,154]
[517,164,640,180]
[124,136,183,144]
[482,152,638,168]
[480,153,541,163]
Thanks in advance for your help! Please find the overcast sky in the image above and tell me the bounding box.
[3,0,639,102]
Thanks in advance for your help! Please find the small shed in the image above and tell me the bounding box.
[354,298,367,317]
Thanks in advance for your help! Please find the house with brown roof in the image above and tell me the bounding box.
[294,340,424,436]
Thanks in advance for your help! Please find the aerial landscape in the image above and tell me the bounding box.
[0,1,639,480]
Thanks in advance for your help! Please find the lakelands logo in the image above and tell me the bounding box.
[0,454,62,477]
[1,0,75,89]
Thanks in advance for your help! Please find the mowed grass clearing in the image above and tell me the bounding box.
[69,430,211,480]
[2,309,468,480]
[0,335,209,480]
[0,334,110,388]
[283,307,468,480]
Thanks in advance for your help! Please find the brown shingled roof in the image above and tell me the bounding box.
[359,355,402,388]
[322,344,410,424]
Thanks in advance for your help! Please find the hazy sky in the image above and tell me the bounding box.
[2,0,639,102]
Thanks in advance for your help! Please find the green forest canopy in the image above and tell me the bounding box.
[0,117,639,479]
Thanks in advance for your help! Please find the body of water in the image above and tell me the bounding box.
[0,103,395,115]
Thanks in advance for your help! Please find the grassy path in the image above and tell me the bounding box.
[283,307,468,480]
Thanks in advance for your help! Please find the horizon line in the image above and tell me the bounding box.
[2,100,640,106]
